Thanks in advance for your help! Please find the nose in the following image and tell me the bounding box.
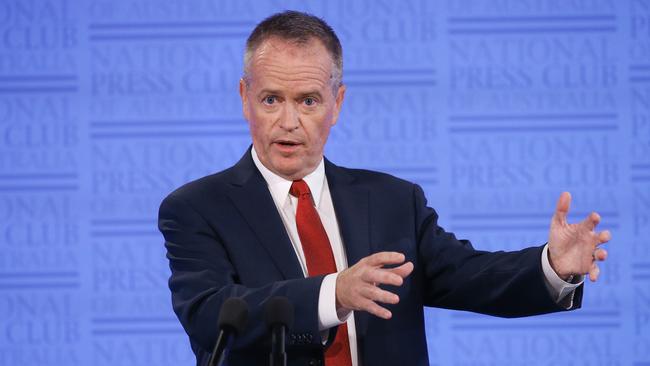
[278,104,300,131]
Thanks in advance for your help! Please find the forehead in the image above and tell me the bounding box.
[247,37,333,92]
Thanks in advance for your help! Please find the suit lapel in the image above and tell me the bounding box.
[325,159,371,267]
[325,159,372,342]
[227,149,304,280]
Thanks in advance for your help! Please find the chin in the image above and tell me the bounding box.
[279,168,305,180]
[269,163,301,180]
[269,156,316,180]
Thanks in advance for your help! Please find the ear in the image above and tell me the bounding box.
[239,78,250,121]
[330,84,346,126]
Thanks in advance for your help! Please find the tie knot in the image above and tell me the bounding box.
[289,179,311,198]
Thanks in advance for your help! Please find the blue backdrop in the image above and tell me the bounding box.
[1,0,648,365]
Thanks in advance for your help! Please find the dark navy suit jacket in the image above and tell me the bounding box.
[158,148,582,366]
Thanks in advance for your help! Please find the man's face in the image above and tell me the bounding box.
[240,37,345,180]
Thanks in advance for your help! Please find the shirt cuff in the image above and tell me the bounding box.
[541,244,584,308]
[318,272,351,331]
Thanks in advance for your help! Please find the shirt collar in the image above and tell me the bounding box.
[251,146,325,207]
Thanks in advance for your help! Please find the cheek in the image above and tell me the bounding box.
[313,123,332,146]
[248,121,267,145]
[249,113,273,137]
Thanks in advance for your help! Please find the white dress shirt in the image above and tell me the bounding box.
[251,147,582,366]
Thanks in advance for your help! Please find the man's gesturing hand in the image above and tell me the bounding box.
[336,252,414,320]
[548,192,612,282]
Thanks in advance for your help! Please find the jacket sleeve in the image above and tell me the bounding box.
[158,193,325,354]
[412,184,583,317]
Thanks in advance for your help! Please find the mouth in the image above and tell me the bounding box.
[273,139,303,154]
[274,139,302,147]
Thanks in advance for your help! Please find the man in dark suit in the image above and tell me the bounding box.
[158,11,611,366]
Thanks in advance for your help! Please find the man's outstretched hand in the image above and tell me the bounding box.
[336,252,413,319]
[548,192,612,282]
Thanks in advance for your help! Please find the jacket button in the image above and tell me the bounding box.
[308,359,321,366]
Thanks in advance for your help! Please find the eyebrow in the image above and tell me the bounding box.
[257,88,282,99]
[296,90,323,99]
[257,89,324,100]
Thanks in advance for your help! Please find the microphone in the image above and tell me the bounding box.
[265,296,294,366]
[208,297,249,366]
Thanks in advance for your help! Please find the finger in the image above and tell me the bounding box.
[593,248,608,261]
[387,261,414,279]
[597,230,611,243]
[581,212,600,231]
[362,268,404,287]
[588,262,600,282]
[364,252,405,267]
[360,299,392,319]
[552,192,571,226]
[361,285,400,304]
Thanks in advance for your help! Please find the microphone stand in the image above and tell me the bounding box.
[269,323,287,366]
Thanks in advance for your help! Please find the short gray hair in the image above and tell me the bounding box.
[243,11,343,92]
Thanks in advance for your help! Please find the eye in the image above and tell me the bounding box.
[303,97,317,106]
[262,95,277,105]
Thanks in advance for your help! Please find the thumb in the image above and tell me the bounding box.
[553,191,571,226]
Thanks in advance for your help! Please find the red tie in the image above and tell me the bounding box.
[290,179,352,366]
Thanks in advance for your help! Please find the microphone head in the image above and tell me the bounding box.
[218,297,249,335]
[264,296,294,329]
